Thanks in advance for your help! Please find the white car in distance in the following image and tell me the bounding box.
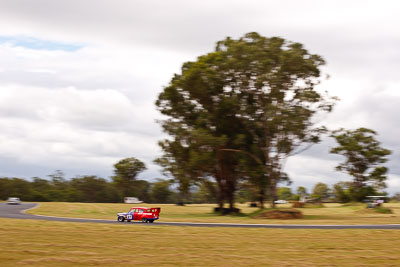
[6,197,21,205]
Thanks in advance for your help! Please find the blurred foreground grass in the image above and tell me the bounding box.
[26,202,400,225]
[1,218,400,266]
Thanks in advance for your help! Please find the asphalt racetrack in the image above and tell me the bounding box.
[1,202,400,229]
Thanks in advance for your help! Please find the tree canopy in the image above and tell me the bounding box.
[112,157,147,198]
[277,187,293,200]
[312,182,330,202]
[156,32,336,209]
[330,128,391,201]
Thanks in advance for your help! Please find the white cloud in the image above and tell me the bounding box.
[388,175,400,189]
[0,84,161,176]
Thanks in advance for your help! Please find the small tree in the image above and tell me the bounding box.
[312,182,330,202]
[112,157,146,198]
[293,186,308,201]
[296,186,307,196]
[333,181,352,203]
[331,128,391,201]
[277,187,292,200]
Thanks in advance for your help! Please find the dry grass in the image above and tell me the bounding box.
[26,202,400,225]
[1,218,400,266]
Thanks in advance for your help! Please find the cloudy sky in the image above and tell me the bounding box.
[0,0,399,194]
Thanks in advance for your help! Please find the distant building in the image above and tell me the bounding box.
[124,197,143,204]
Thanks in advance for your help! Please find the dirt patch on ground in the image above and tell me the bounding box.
[255,209,303,219]
[292,202,305,208]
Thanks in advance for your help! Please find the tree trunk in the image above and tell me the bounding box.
[215,176,224,210]
[228,192,234,210]
[224,158,236,210]
[263,127,273,208]
[270,179,277,208]
[215,150,225,211]
[259,188,265,209]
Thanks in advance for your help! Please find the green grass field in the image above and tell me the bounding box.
[26,202,400,225]
[1,218,400,266]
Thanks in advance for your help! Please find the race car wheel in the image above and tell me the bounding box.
[118,216,125,222]
[142,218,147,223]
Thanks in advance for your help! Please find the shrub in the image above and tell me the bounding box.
[374,207,393,214]
[254,209,303,219]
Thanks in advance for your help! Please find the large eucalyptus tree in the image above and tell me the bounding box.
[156,32,336,209]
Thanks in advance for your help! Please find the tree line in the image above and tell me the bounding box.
[1,171,394,204]
[277,182,388,203]
[0,157,218,203]
[0,159,173,203]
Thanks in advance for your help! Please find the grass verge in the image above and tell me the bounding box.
[26,202,400,225]
[1,218,400,266]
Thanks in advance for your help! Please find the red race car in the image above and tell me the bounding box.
[117,207,161,223]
